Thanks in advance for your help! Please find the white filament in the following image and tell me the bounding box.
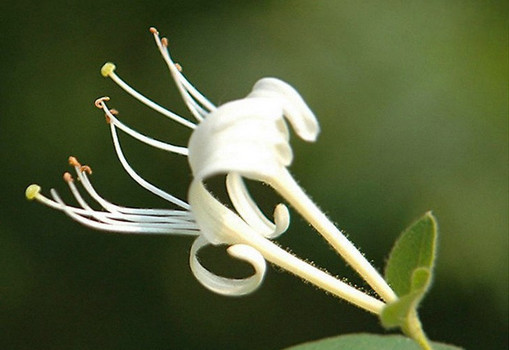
[109,122,190,210]
[107,71,196,129]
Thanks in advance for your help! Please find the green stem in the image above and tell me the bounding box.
[404,309,433,350]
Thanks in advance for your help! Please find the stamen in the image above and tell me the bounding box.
[94,97,189,156]
[63,172,73,183]
[101,62,116,78]
[80,165,92,175]
[27,188,93,215]
[150,27,216,120]
[64,173,197,229]
[25,173,198,234]
[68,156,82,168]
[66,156,194,221]
[94,96,110,109]
[49,188,199,235]
[25,184,41,200]
[99,63,196,129]
[157,36,210,119]
[154,33,212,111]
[72,163,193,218]
[64,172,97,213]
[109,122,191,210]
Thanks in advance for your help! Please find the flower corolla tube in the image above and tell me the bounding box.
[26,28,397,314]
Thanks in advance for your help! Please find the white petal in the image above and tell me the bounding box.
[248,77,320,142]
[188,97,291,181]
[188,179,249,244]
[189,236,266,296]
[271,203,290,239]
[226,173,289,239]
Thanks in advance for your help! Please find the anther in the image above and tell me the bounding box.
[95,96,110,109]
[175,63,183,72]
[101,62,116,77]
[80,165,93,175]
[104,108,118,124]
[63,172,74,183]
[149,27,158,34]
[161,37,168,47]
[25,184,41,200]
[69,156,82,167]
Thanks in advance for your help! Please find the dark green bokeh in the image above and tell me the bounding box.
[1,1,506,349]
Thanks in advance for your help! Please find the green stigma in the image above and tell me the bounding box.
[101,62,116,77]
[25,184,41,200]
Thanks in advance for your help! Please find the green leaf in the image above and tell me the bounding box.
[384,212,437,296]
[381,268,431,328]
[283,334,463,350]
[380,213,438,348]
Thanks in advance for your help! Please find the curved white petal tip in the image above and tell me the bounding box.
[271,203,290,238]
[190,237,266,296]
[249,77,320,142]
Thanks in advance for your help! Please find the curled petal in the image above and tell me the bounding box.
[189,179,253,244]
[226,173,289,239]
[188,97,292,182]
[272,203,290,239]
[189,236,266,296]
[248,77,320,142]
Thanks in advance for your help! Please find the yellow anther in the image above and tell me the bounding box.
[101,62,116,77]
[25,184,41,200]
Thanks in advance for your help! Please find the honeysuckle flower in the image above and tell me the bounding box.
[26,27,397,314]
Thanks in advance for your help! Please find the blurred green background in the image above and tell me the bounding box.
[1,1,507,349]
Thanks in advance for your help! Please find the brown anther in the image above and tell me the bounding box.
[103,108,118,124]
[161,37,168,47]
[149,27,158,34]
[63,172,74,182]
[94,96,110,109]
[80,165,92,175]
[175,63,183,72]
[68,156,82,168]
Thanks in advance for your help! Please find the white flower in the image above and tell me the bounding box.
[27,27,396,314]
